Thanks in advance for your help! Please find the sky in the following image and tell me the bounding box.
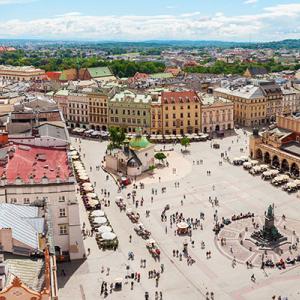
[0,0,299,41]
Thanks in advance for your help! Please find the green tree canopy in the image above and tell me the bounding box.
[180,137,190,150]
[108,127,125,148]
[154,152,167,163]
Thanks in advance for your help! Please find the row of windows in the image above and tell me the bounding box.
[90,117,107,123]
[164,105,198,110]
[90,108,107,114]
[69,103,88,109]
[89,101,107,107]
[110,117,148,125]
[110,109,148,116]
[164,120,198,127]
[165,112,198,119]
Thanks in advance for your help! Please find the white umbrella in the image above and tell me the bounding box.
[93,216,107,225]
[70,150,78,156]
[91,210,105,217]
[86,192,97,198]
[177,222,189,229]
[89,199,99,207]
[102,232,117,240]
[72,155,79,160]
[83,182,93,188]
[83,186,94,192]
[98,225,112,233]
[79,175,89,181]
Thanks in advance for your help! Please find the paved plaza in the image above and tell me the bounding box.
[58,130,300,300]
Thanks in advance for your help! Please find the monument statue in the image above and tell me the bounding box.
[251,204,287,248]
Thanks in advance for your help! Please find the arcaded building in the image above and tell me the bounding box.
[249,115,300,177]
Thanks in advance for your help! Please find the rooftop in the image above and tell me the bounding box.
[0,203,43,250]
[161,90,201,104]
[0,65,44,73]
[110,90,152,104]
[0,144,72,184]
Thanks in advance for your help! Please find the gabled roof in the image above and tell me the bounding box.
[87,67,113,78]
[246,67,268,76]
[45,71,62,81]
[59,69,78,81]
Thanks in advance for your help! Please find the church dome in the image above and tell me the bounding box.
[129,135,151,150]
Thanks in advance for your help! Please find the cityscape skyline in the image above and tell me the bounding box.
[0,0,299,41]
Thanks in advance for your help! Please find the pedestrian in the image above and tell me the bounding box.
[160,263,164,273]
[129,235,132,243]
[131,281,134,290]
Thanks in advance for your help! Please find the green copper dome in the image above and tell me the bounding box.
[129,135,151,149]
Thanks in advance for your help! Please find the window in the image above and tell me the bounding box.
[59,208,66,217]
[24,198,30,204]
[59,224,68,235]
[10,198,17,204]
[59,196,65,202]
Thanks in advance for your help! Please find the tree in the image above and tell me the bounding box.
[180,137,190,151]
[108,127,125,148]
[154,152,166,164]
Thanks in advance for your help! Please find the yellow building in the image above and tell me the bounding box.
[88,92,108,131]
[160,91,201,135]
[150,96,162,135]
[214,81,283,127]
[214,85,266,127]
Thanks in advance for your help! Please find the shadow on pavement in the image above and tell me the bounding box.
[56,258,86,288]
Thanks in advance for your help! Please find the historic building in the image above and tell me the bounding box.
[160,91,201,135]
[67,92,89,128]
[200,94,234,133]
[0,141,85,261]
[249,115,300,177]
[214,81,283,127]
[0,65,45,82]
[88,92,108,131]
[105,131,155,177]
[108,90,152,134]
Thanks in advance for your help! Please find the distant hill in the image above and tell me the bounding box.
[0,38,299,50]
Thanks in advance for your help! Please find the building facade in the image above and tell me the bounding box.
[0,65,45,81]
[0,143,85,261]
[249,116,300,178]
[108,90,152,134]
[160,91,201,135]
[200,94,234,133]
[67,92,89,128]
[88,92,108,131]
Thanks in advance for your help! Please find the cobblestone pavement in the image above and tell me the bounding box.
[58,130,300,300]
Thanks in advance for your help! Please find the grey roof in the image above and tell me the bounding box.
[37,123,68,141]
[281,142,300,157]
[0,204,42,249]
[247,67,268,76]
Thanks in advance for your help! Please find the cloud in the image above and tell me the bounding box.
[0,3,299,41]
[244,0,258,4]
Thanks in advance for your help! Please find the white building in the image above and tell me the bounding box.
[0,143,85,261]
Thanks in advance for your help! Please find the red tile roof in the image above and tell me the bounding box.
[0,145,72,184]
[46,72,62,81]
[161,91,201,104]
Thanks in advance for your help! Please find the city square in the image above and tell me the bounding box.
[58,130,300,300]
